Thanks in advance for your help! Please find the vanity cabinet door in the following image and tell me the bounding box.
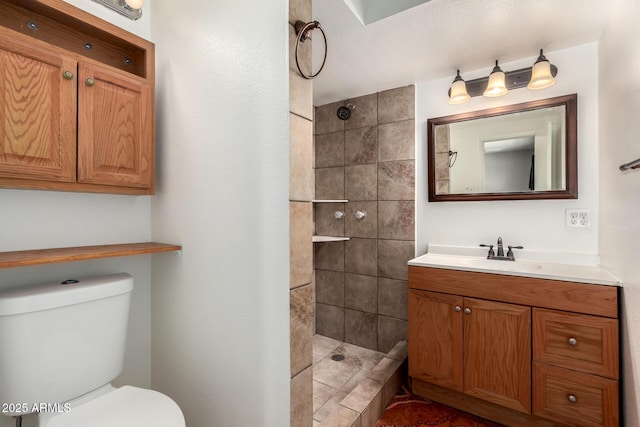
[0,31,76,182]
[463,298,531,414]
[408,289,463,391]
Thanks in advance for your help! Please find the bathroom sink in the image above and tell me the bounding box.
[408,252,622,286]
[452,256,542,273]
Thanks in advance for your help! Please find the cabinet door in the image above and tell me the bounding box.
[77,63,152,189]
[463,298,531,413]
[409,289,463,391]
[0,31,76,181]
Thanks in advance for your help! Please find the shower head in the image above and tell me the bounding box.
[336,103,356,121]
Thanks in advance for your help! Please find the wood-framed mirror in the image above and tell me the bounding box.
[428,94,577,202]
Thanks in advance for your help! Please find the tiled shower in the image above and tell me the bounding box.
[313,86,415,354]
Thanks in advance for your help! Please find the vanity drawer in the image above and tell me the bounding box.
[533,363,618,427]
[533,308,618,379]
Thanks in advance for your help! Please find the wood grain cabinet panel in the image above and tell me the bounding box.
[463,298,531,414]
[78,63,152,188]
[408,290,463,391]
[533,362,618,427]
[533,308,618,379]
[0,31,76,182]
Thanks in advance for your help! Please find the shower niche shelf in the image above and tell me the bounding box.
[312,200,349,243]
[0,242,182,269]
[312,236,350,243]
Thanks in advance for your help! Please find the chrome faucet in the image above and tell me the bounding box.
[496,237,504,257]
[480,237,523,261]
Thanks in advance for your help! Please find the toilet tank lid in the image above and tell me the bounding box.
[0,273,133,316]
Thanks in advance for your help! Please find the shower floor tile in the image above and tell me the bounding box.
[312,334,388,424]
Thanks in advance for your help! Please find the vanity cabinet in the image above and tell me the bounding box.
[409,291,531,413]
[0,0,154,195]
[408,265,620,427]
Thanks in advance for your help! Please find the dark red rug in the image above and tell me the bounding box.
[375,385,505,427]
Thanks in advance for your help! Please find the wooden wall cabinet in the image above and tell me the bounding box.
[0,0,155,195]
[408,266,620,427]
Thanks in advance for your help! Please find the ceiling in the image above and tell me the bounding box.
[311,0,613,105]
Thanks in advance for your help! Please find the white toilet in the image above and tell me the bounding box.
[0,273,185,426]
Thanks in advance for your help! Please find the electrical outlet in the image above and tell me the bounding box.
[566,209,590,228]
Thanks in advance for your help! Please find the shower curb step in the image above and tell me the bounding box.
[317,340,407,427]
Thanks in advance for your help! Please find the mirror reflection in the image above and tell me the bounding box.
[428,94,577,201]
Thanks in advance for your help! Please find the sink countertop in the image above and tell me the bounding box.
[408,252,622,287]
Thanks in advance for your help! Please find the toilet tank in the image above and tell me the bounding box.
[0,273,133,416]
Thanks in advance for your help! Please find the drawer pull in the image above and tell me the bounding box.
[455,305,461,312]
[568,337,578,346]
[464,307,471,314]
[567,394,577,403]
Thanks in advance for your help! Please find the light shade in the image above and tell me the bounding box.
[448,70,471,105]
[483,60,508,97]
[124,0,144,9]
[527,49,556,90]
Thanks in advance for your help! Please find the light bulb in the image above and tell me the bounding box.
[124,0,144,10]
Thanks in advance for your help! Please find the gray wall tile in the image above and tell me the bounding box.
[377,316,408,353]
[315,202,345,236]
[344,273,377,314]
[345,93,377,130]
[290,73,313,121]
[316,167,344,200]
[315,132,345,168]
[378,278,408,320]
[377,240,414,280]
[345,164,377,201]
[378,160,414,201]
[315,102,344,135]
[289,0,311,23]
[345,201,377,239]
[316,303,345,341]
[345,238,377,276]
[345,309,377,350]
[345,126,377,165]
[378,201,415,240]
[314,241,344,271]
[378,86,415,124]
[316,269,345,307]
[378,120,415,162]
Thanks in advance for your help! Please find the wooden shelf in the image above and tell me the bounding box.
[0,242,182,269]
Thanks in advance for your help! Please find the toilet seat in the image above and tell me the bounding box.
[41,385,185,427]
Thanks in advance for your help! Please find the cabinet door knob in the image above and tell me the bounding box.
[355,210,367,220]
[464,307,471,314]
[454,305,461,312]
[568,337,578,346]
[63,70,74,80]
[567,394,577,403]
[85,77,96,87]
[334,211,345,220]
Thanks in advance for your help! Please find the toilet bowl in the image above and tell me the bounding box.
[38,385,185,427]
[0,273,185,427]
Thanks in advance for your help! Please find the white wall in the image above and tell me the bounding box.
[149,1,291,426]
[598,0,640,424]
[416,43,599,259]
[0,4,153,427]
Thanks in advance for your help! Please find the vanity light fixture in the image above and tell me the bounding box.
[447,49,558,104]
[448,70,471,105]
[483,60,508,97]
[91,0,143,20]
[527,49,557,90]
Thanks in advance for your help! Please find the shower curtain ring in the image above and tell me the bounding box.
[294,20,327,79]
